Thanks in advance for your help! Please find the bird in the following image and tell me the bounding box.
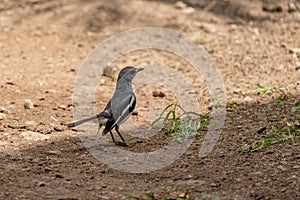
[68,66,144,146]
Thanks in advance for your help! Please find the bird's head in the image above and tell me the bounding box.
[117,66,144,82]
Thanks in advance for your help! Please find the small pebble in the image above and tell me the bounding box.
[0,113,6,120]
[289,48,300,54]
[182,7,195,14]
[278,165,287,171]
[8,124,26,129]
[233,88,241,94]
[55,174,64,179]
[46,150,60,155]
[5,81,14,85]
[103,66,116,78]
[58,105,67,110]
[131,111,138,116]
[174,1,187,9]
[0,106,8,113]
[210,183,221,187]
[288,2,297,13]
[152,91,166,97]
[262,4,283,12]
[244,96,253,102]
[24,99,34,110]
[292,165,300,169]
[45,89,56,93]
[21,131,50,141]
[54,126,63,132]
[38,182,46,187]
[25,121,37,126]
[295,62,300,71]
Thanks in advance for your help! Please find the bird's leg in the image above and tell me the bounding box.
[109,131,116,143]
[115,125,128,146]
[96,124,102,135]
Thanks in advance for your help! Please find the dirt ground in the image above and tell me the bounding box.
[0,0,300,199]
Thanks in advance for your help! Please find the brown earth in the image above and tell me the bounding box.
[0,0,300,199]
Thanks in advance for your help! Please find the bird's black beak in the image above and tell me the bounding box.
[136,68,144,73]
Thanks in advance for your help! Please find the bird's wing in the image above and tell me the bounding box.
[110,92,136,128]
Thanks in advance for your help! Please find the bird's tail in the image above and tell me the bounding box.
[67,115,98,127]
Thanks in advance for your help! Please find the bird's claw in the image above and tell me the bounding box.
[114,141,130,147]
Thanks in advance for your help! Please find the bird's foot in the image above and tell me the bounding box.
[114,141,132,147]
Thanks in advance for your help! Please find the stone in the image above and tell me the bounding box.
[174,1,187,9]
[262,4,283,12]
[21,131,50,141]
[244,96,253,102]
[24,99,34,110]
[58,105,67,109]
[295,62,300,71]
[0,106,8,113]
[288,2,297,13]
[0,113,6,120]
[289,48,300,54]
[152,91,166,97]
[103,66,117,78]
[38,182,46,187]
[25,121,37,126]
[233,88,242,94]
[182,7,195,14]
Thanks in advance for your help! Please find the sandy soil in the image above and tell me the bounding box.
[0,0,299,199]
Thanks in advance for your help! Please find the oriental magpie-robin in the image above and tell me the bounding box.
[68,66,144,146]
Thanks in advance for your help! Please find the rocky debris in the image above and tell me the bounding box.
[46,150,61,155]
[0,106,8,113]
[288,2,298,13]
[24,121,37,129]
[55,174,64,179]
[233,88,242,94]
[262,3,283,12]
[53,126,64,132]
[0,113,6,120]
[24,99,34,110]
[152,91,166,98]
[131,111,138,116]
[37,182,46,187]
[174,1,194,14]
[45,89,56,94]
[58,105,67,110]
[174,1,187,9]
[295,62,300,71]
[244,96,253,102]
[51,116,59,122]
[8,124,26,129]
[103,66,117,78]
[289,48,300,54]
[25,121,36,126]
[182,7,195,14]
[5,81,15,85]
[21,131,50,141]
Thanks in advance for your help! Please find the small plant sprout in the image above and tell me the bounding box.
[219,171,228,181]
[291,100,300,113]
[150,104,209,142]
[263,175,271,184]
[195,34,207,44]
[245,82,283,96]
[226,112,235,125]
